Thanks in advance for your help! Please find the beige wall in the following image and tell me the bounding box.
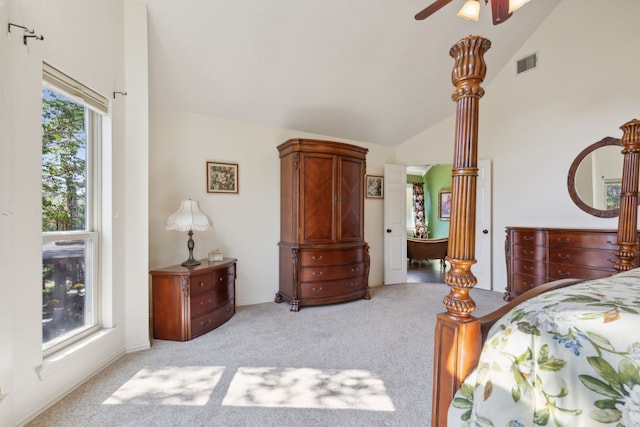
[149,107,396,305]
[397,0,640,292]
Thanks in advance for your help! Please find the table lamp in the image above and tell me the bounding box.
[165,199,213,266]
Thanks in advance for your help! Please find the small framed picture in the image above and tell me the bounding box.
[366,175,384,199]
[207,161,239,194]
[438,190,451,220]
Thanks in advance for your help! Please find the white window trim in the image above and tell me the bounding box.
[42,64,107,357]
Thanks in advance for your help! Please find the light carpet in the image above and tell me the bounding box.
[27,282,504,427]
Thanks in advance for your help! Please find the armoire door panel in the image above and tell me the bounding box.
[339,157,364,241]
[301,154,335,242]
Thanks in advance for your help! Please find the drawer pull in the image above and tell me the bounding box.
[200,299,212,305]
[523,236,534,241]
[523,250,534,256]
[311,255,324,261]
[556,253,571,259]
[556,238,570,243]
[557,270,570,277]
[522,265,534,272]
[200,318,212,326]
[199,282,205,287]
[312,271,324,277]
[351,267,359,272]
[311,286,323,292]
[523,282,534,289]
[219,277,224,282]
[350,282,359,288]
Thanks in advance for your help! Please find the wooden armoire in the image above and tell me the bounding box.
[276,138,370,311]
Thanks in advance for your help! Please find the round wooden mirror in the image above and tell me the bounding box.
[567,137,623,218]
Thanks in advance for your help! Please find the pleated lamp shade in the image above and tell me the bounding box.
[165,199,212,232]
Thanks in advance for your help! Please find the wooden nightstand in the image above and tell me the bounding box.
[150,258,237,341]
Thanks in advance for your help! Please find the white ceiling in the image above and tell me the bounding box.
[146,0,559,146]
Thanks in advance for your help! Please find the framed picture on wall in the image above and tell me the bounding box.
[207,161,239,193]
[438,190,451,220]
[366,175,384,199]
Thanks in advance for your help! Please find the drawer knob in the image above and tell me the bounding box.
[311,255,323,261]
[199,282,205,287]
[557,270,570,277]
[219,277,224,282]
[200,318,212,326]
[351,267,359,272]
[312,286,323,292]
[312,271,324,277]
[523,250,533,256]
[350,282,358,288]
[523,265,533,272]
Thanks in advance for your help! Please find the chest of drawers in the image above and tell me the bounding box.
[505,227,638,300]
[150,258,236,341]
[277,244,370,312]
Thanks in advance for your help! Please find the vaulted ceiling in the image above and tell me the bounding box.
[146,0,559,146]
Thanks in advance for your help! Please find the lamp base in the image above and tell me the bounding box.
[181,229,201,267]
[181,258,201,267]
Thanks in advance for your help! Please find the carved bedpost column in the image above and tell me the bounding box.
[615,119,640,271]
[443,35,492,319]
[431,35,491,427]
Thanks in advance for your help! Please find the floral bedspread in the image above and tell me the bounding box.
[448,268,640,427]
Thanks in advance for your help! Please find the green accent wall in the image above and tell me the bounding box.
[406,166,452,239]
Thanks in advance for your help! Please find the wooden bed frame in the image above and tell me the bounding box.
[431,34,640,426]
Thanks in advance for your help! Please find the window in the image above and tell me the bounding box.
[41,63,108,354]
[406,184,414,234]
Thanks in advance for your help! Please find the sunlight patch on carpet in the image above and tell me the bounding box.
[103,366,224,406]
[222,367,395,411]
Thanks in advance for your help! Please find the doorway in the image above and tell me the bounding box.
[387,160,493,288]
[406,164,448,284]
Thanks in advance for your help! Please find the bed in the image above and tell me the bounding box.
[431,35,640,426]
[407,237,448,266]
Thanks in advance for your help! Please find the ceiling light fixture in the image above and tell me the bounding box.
[508,0,531,13]
[456,0,480,21]
[456,0,531,23]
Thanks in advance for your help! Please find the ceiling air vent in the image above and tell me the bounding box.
[516,53,537,74]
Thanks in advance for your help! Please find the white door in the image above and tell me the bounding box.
[474,159,492,290]
[383,164,407,284]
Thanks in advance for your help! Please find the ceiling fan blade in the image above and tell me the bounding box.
[415,0,455,20]
[490,0,512,24]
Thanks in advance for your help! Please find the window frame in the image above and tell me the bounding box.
[42,63,107,356]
